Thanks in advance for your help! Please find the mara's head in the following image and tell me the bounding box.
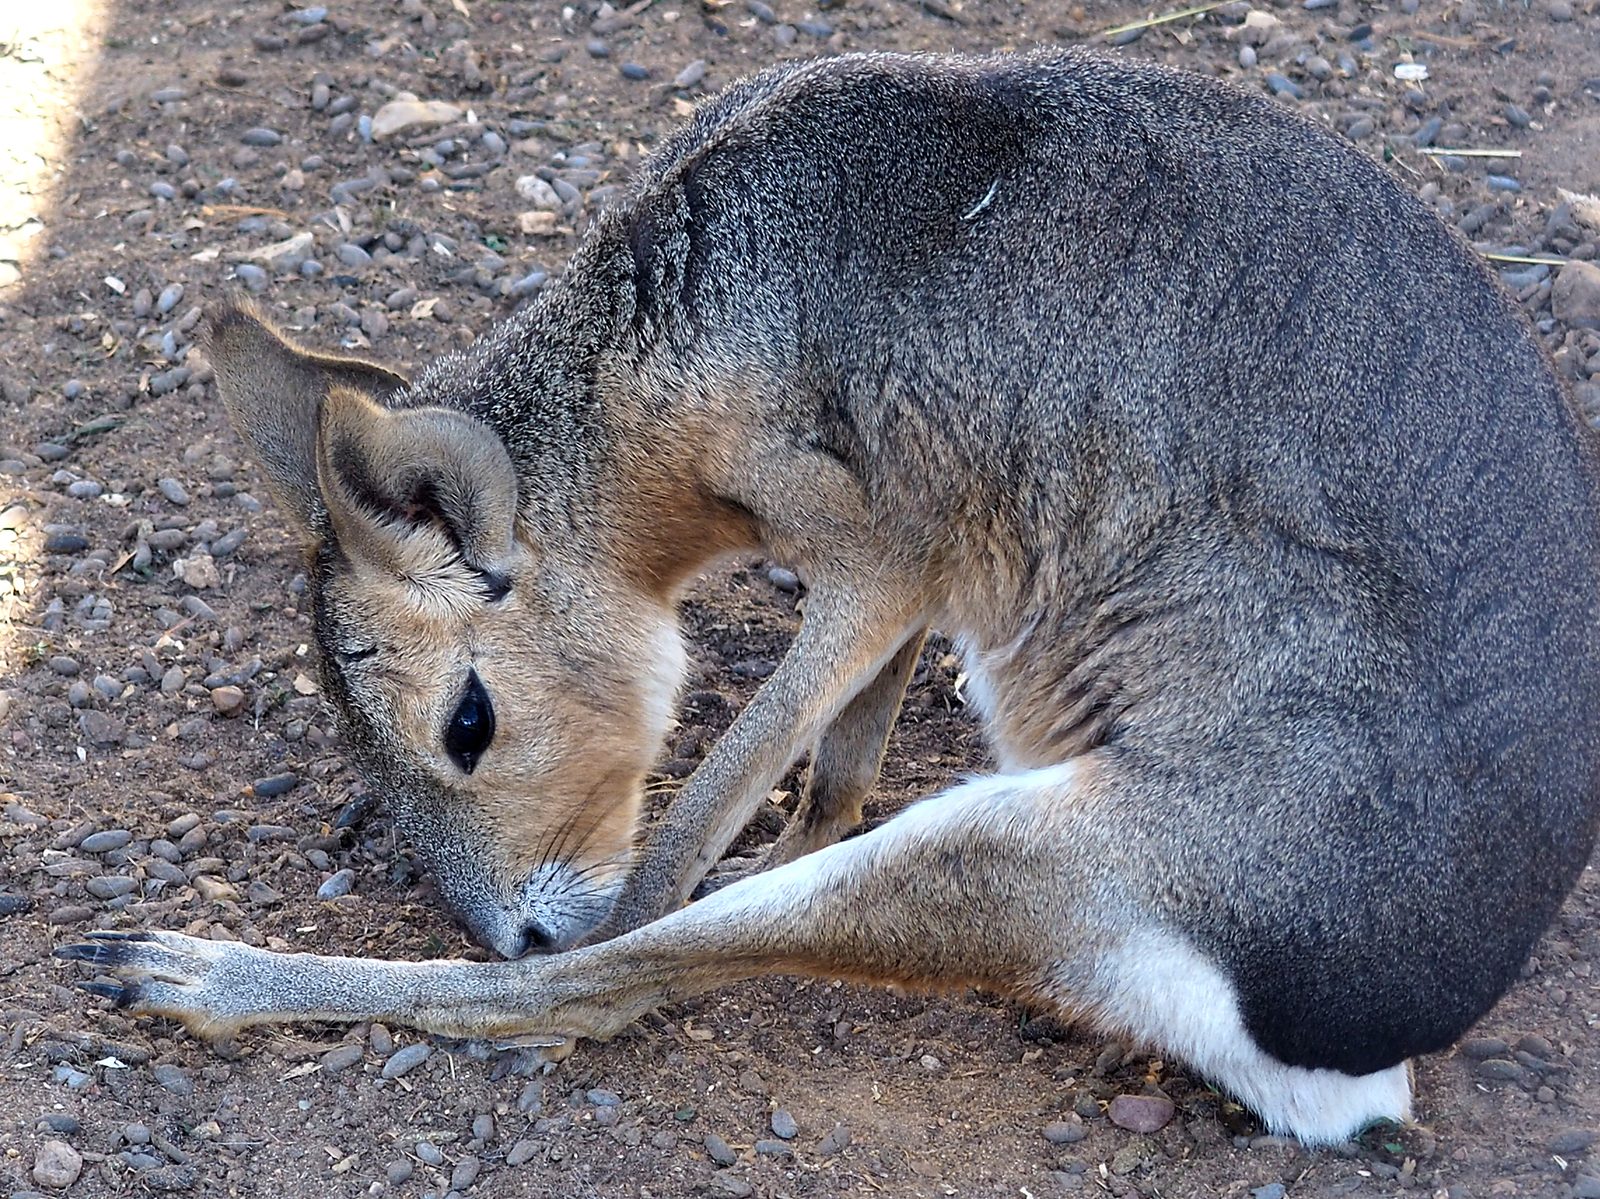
[207,305,685,957]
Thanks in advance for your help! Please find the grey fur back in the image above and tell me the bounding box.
[403,50,1600,1074]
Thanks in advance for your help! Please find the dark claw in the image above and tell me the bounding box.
[54,931,158,966]
[79,981,135,1005]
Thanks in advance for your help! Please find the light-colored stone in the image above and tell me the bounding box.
[370,99,463,140]
[1553,261,1600,327]
[515,175,562,209]
[173,552,220,589]
[211,685,246,715]
[1560,188,1600,234]
[33,1140,83,1189]
[251,230,313,267]
[518,210,558,236]
[193,875,238,902]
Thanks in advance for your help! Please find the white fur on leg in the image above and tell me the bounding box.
[1089,928,1412,1145]
[690,762,1411,1146]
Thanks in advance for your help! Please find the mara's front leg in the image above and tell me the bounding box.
[55,932,567,1046]
[594,443,930,938]
[59,759,1097,1046]
[59,763,1086,1045]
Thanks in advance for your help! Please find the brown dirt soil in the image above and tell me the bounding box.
[3,0,1600,1196]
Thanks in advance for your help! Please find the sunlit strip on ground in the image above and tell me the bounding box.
[0,2,113,693]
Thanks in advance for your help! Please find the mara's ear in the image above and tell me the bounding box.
[317,385,521,586]
[205,303,408,538]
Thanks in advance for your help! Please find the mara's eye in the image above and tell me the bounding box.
[444,671,495,774]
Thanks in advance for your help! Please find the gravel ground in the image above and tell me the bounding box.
[4,0,1600,1196]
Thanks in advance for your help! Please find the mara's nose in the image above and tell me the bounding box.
[512,918,561,957]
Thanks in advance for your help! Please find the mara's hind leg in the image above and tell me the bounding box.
[60,759,1408,1145]
[766,629,928,866]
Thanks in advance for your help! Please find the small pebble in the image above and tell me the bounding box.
[386,1160,413,1184]
[252,772,298,797]
[517,1080,544,1113]
[87,875,138,900]
[234,264,269,292]
[588,1088,621,1106]
[158,477,191,506]
[383,1043,432,1079]
[675,59,708,89]
[771,1109,799,1139]
[320,1042,365,1073]
[241,127,283,147]
[1107,1094,1175,1134]
[168,812,202,837]
[1265,73,1305,100]
[450,1156,481,1191]
[210,685,246,715]
[620,62,651,81]
[32,1141,83,1189]
[1476,1058,1526,1082]
[1551,1129,1597,1155]
[318,868,356,898]
[472,1113,496,1142]
[754,1138,794,1158]
[705,1133,737,1166]
[151,1064,193,1095]
[816,1124,851,1157]
[506,1140,537,1166]
[414,1140,444,1165]
[586,38,610,56]
[1042,1118,1089,1144]
[510,270,547,297]
[336,243,373,267]
[80,829,133,854]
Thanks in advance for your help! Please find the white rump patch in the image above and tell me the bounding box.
[1091,928,1412,1145]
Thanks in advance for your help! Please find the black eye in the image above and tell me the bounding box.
[444,671,495,774]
